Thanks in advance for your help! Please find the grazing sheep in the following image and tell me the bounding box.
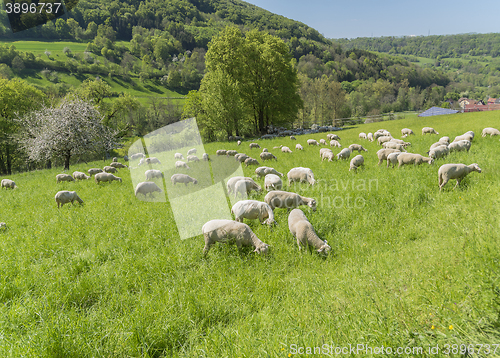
[265,190,317,211]
[428,145,449,160]
[290,136,296,140]
[295,144,304,150]
[373,131,385,141]
[95,172,122,183]
[320,148,335,162]
[174,153,184,160]
[319,139,327,145]
[307,139,319,146]
[264,174,282,191]
[234,178,262,198]
[377,135,393,145]
[336,148,351,160]
[110,162,128,169]
[202,153,210,161]
[171,174,198,186]
[175,161,190,169]
[327,133,340,140]
[466,131,475,139]
[216,150,227,156]
[129,153,146,160]
[389,138,410,146]
[54,190,83,208]
[260,152,277,161]
[281,146,292,153]
[226,150,238,157]
[348,144,368,153]
[103,166,118,173]
[422,127,439,135]
[367,133,374,142]
[255,166,283,178]
[438,163,482,191]
[187,155,200,162]
[287,167,316,186]
[262,148,268,152]
[187,148,197,156]
[231,200,275,226]
[349,155,364,172]
[359,132,367,140]
[0,222,6,230]
[382,142,407,152]
[72,171,90,180]
[482,127,500,137]
[288,209,330,255]
[249,143,261,149]
[453,133,474,143]
[1,179,17,189]
[244,157,260,167]
[330,140,342,148]
[273,145,283,149]
[401,128,414,136]
[236,154,250,163]
[397,153,434,168]
[87,168,103,176]
[202,220,270,256]
[56,174,75,183]
[376,148,401,165]
[138,157,161,166]
[430,140,449,150]
[448,140,471,153]
[135,181,163,198]
[237,140,241,146]
[386,152,402,168]
[145,169,163,180]
[112,157,118,162]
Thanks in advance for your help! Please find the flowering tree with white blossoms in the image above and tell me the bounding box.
[15,98,118,170]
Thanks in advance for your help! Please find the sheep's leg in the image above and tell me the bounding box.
[454,178,461,189]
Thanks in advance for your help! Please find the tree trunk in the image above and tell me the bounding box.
[6,144,11,175]
[258,109,265,135]
[46,160,52,169]
[64,152,71,170]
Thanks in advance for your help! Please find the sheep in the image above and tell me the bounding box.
[359,132,367,140]
[129,153,145,160]
[234,178,262,198]
[320,148,335,162]
[174,153,184,160]
[103,166,118,173]
[0,222,6,230]
[262,148,268,152]
[397,153,434,168]
[377,135,393,145]
[336,148,351,160]
[175,161,190,169]
[386,152,402,168]
[401,128,414,136]
[273,145,283,149]
[202,220,270,256]
[171,174,198,186]
[330,140,342,148]
[453,133,474,143]
[307,139,319,146]
[135,181,163,198]
[428,145,449,160]
[265,190,317,211]
[110,162,128,169]
[373,131,385,141]
[376,148,400,165]
[231,200,275,226]
[430,140,449,150]
[95,172,122,184]
[439,136,450,144]
[187,155,200,162]
[466,131,475,140]
[448,140,471,153]
[249,143,261,149]
[145,169,163,180]
[187,148,197,155]
[422,127,439,135]
[288,209,330,255]
[438,163,482,191]
[319,139,327,145]
[56,174,75,183]
[382,142,407,152]
[287,167,316,186]
[255,166,283,178]
[348,144,368,153]
[54,190,83,208]
[389,138,410,146]
[264,174,282,191]
[123,155,128,162]
[295,144,304,150]
[236,154,249,163]
[216,150,227,156]
[237,140,241,146]
[281,146,292,153]
[290,136,296,140]
[327,133,340,140]
[260,152,277,161]
[244,158,260,167]
[1,179,17,189]
[112,157,118,162]
[146,157,161,165]
[482,127,500,137]
[367,133,374,142]
[349,155,364,172]
[202,153,210,161]
[72,171,90,180]
[226,176,259,195]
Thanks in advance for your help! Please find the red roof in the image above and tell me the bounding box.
[464,103,500,112]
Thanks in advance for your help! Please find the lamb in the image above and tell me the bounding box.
[187,148,197,155]
[56,174,75,183]
[382,142,407,152]
[348,144,368,153]
[448,140,471,153]
[95,172,122,183]
[237,140,241,146]
[265,190,317,211]
[103,166,118,173]
[255,166,283,178]
[281,146,292,153]
[307,139,319,146]
[397,153,434,168]
[110,162,128,169]
[401,128,414,136]
[175,161,190,169]
[249,143,261,149]
[171,174,198,186]
[234,178,262,198]
[482,127,500,137]
[327,133,340,140]
[145,169,163,180]
[295,144,304,150]
[216,150,227,156]
[453,133,474,143]
[54,190,83,208]
[72,171,90,180]
[135,181,163,198]
[1,179,17,189]
[367,133,374,142]
[320,148,335,162]
[290,136,296,140]
[264,174,282,191]
[202,153,210,161]
[359,132,367,139]
[428,145,449,160]
[174,153,184,160]
[187,155,200,162]
[336,148,351,160]
[376,148,400,165]
[319,139,327,145]
[386,152,402,168]
[349,155,364,172]
[129,153,145,160]
[422,127,439,135]
[438,163,482,191]
[244,157,260,167]
[231,200,275,226]
[377,135,393,145]
[202,220,270,256]
[287,167,316,186]
[260,152,277,161]
[330,140,342,148]
[288,209,330,255]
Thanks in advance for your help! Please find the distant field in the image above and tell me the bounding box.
[0,40,89,55]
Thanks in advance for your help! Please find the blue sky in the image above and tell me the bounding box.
[245,0,500,39]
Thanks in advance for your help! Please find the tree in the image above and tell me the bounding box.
[15,98,117,170]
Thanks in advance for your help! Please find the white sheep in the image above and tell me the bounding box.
[174,153,184,160]
[397,153,434,168]
[103,166,118,173]
[382,142,407,152]
[448,140,471,153]
[295,144,304,150]
[112,157,118,162]
[386,152,402,168]
[319,139,327,145]
[110,162,128,169]
[401,128,414,136]
[244,158,260,167]
[231,200,275,226]
[236,154,250,163]
[336,148,351,160]
[330,140,342,148]
[438,163,482,191]
[226,176,246,194]
[171,174,198,186]
[320,148,335,162]
[95,172,122,184]
[187,155,200,162]
[453,133,474,143]
[87,168,103,176]
[129,153,146,160]
[262,148,268,152]
[377,135,393,145]
[389,138,410,146]
[187,148,197,156]
[367,133,374,142]
[54,190,83,208]
[135,181,163,198]
[273,145,283,149]
[72,171,90,180]
[202,219,270,256]
[202,153,210,161]
[349,155,364,172]
[287,167,316,185]
[281,146,292,153]
[145,169,163,180]
[482,127,500,137]
[264,190,317,211]
[307,139,319,146]
[234,178,262,198]
[428,145,449,160]
[216,150,227,156]
[249,143,261,149]
[56,174,75,183]
[359,132,367,140]
[327,133,340,140]
[430,140,449,150]
[237,140,241,146]
[1,179,17,189]
[348,144,368,153]
[439,136,450,144]
[376,148,400,165]
[224,150,236,157]
[264,174,282,191]
[175,161,190,169]
[260,152,277,161]
[290,136,296,140]
[422,127,439,135]
[288,209,330,255]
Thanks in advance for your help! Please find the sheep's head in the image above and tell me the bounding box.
[470,163,482,173]
[317,241,331,255]
[254,243,270,255]
[193,179,198,184]
[309,199,317,212]
[429,158,435,165]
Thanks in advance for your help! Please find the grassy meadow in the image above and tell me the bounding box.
[1,111,500,357]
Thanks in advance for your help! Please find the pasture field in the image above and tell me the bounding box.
[1,111,500,357]
[0,40,89,55]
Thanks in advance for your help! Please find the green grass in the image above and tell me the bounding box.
[0,40,89,55]
[1,111,500,357]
